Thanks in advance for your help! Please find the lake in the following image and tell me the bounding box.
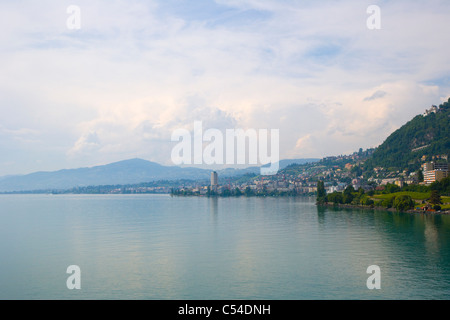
[1,194,449,300]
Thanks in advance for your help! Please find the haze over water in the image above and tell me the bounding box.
[1,194,449,300]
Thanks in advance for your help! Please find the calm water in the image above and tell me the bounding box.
[1,194,450,300]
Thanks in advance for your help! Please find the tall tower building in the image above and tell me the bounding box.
[211,171,218,186]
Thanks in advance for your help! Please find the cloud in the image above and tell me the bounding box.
[363,90,387,101]
[0,126,40,138]
[67,131,100,156]
[0,0,449,174]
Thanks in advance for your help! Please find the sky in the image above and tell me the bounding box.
[0,0,449,176]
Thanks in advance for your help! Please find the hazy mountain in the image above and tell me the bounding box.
[0,159,208,192]
[0,175,20,182]
[217,158,319,176]
[0,158,319,192]
[275,158,320,169]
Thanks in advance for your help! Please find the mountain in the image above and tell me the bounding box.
[366,98,450,171]
[0,175,20,182]
[276,158,320,169]
[217,158,320,176]
[0,159,209,192]
[0,158,319,192]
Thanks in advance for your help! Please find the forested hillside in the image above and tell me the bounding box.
[365,98,450,172]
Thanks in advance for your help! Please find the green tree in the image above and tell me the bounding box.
[429,190,442,205]
[344,185,355,194]
[327,192,343,204]
[342,185,355,204]
[381,196,395,208]
[417,169,424,183]
[351,165,363,177]
[393,195,414,211]
[430,176,450,196]
[360,195,374,206]
[385,183,400,194]
[221,188,232,197]
[244,186,253,197]
[343,193,354,204]
[317,180,327,203]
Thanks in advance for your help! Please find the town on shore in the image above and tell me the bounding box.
[171,154,450,214]
[171,102,450,214]
[8,101,445,214]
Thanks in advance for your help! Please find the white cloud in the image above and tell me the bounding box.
[68,131,100,156]
[0,0,449,175]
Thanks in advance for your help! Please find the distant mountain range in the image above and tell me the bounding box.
[0,158,319,192]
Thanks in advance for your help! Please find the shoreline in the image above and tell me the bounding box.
[318,202,450,215]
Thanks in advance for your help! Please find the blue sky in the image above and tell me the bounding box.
[0,0,449,175]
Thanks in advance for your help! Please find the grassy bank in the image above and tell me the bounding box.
[373,191,431,201]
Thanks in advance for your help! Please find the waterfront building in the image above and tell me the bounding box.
[211,171,218,186]
[423,161,449,184]
[424,170,448,185]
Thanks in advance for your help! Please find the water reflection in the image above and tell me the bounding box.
[2,195,450,299]
[315,204,450,297]
[421,214,445,261]
[316,205,326,225]
[209,197,219,226]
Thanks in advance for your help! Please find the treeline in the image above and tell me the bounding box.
[52,179,200,194]
[317,176,450,212]
[429,176,450,196]
[171,186,307,197]
[317,184,414,211]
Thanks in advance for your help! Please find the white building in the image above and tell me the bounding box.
[424,170,448,185]
[422,162,449,184]
[423,105,438,116]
